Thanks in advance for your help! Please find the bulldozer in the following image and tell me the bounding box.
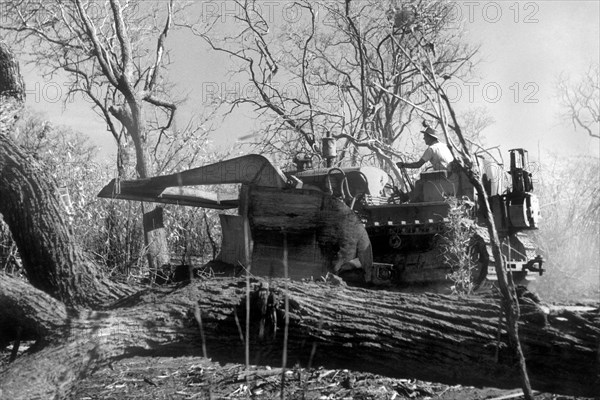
[98,139,544,292]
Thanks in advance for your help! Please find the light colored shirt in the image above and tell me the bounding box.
[421,142,454,171]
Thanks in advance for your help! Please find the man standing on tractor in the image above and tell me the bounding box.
[396,126,454,172]
[396,126,455,202]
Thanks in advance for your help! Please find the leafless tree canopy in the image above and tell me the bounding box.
[187,0,478,174]
[0,0,184,177]
[557,63,600,139]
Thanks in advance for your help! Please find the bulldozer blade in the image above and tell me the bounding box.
[98,178,238,209]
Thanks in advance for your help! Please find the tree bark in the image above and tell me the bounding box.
[109,76,170,275]
[0,42,24,135]
[0,134,135,308]
[1,274,598,400]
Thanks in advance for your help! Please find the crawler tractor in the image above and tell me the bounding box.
[99,141,544,291]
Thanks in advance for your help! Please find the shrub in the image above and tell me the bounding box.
[1,110,227,282]
[439,197,479,296]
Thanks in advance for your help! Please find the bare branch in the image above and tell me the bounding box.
[74,0,119,86]
[146,0,174,91]
[557,64,600,139]
[108,0,133,83]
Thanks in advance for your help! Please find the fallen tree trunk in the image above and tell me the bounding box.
[0,133,135,308]
[1,274,598,399]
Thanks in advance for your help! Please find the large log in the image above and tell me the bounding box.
[248,185,372,279]
[0,133,136,307]
[1,274,598,399]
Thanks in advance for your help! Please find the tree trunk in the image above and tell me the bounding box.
[453,156,534,398]
[110,97,171,275]
[142,203,171,277]
[0,42,24,135]
[0,135,135,308]
[1,274,598,400]
[0,112,143,309]
[469,172,533,398]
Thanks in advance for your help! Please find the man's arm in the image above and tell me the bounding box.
[398,146,432,169]
[397,158,426,169]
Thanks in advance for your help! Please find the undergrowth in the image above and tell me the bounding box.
[439,197,479,296]
[0,110,225,284]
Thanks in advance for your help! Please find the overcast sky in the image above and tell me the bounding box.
[457,0,600,159]
[23,0,600,163]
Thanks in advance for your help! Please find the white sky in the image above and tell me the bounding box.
[455,0,600,160]
[23,0,600,163]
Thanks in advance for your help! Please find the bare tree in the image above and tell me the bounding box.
[187,0,477,184]
[557,63,600,139]
[0,0,186,271]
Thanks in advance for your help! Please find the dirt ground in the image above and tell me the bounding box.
[67,356,592,400]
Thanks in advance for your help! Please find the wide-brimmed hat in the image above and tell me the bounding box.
[421,127,439,140]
